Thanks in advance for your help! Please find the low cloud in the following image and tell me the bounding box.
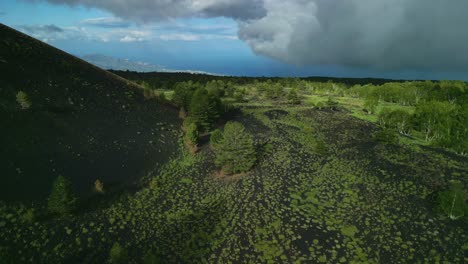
[81,17,131,28]
[17,24,152,43]
[159,32,236,41]
[119,30,150,42]
[159,33,200,42]
[17,24,88,42]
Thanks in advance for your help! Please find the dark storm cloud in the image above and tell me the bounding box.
[32,0,468,71]
[34,0,266,20]
[239,0,468,71]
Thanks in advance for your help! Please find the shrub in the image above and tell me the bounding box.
[108,242,128,264]
[184,123,199,154]
[210,129,224,149]
[378,108,412,135]
[16,91,31,109]
[215,122,256,174]
[143,251,159,264]
[437,181,467,220]
[373,129,399,145]
[287,89,301,104]
[363,95,379,114]
[314,138,328,156]
[185,123,199,146]
[326,97,339,110]
[316,101,325,109]
[0,247,14,264]
[20,208,35,224]
[94,179,104,193]
[47,175,77,215]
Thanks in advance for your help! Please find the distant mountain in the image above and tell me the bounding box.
[81,54,223,76]
[81,54,167,72]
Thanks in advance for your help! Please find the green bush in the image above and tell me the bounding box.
[373,129,399,145]
[109,242,128,264]
[185,123,198,145]
[20,208,35,224]
[0,247,14,264]
[378,108,412,135]
[215,121,256,174]
[363,95,379,114]
[437,181,467,220]
[16,91,31,109]
[315,101,325,109]
[210,129,224,149]
[47,175,77,215]
[314,138,328,156]
[143,251,159,264]
[287,89,300,104]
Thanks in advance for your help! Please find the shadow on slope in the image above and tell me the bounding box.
[0,24,181,202]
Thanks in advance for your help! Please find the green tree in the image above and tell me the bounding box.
[378,108,412,135]
[207,92,222,125]
[47,175,77,215]
[437,181,467,220]
[108,242,128,264]
[173,81,198,109]
[210,129,224,149]
[189,88,211,132]
[413,101,455,142]
[215,122,256,174]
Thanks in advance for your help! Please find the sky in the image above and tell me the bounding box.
[1,0,468,80]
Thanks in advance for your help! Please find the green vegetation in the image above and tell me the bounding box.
[15,91,31,109]
[437,181,467,220]
[1,24,467,264]
[47,175,77,215]
[109,242,128,264]
[287,88,301,104]
[209,129,223,149]
[213,121,256,174]
[184,122,199,153]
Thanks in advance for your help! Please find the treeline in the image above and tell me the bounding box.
[349,81,467,154]
[110,70,410,90]
[175,81,257,175]
[116,69,467,154]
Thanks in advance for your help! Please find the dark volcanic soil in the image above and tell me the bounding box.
[0,24,181,202]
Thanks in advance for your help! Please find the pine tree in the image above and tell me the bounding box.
[215,122,256,174]
[189,88,211,132]
[47,175,77,215]
[210,129,224,150]
[207,92,222,125]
